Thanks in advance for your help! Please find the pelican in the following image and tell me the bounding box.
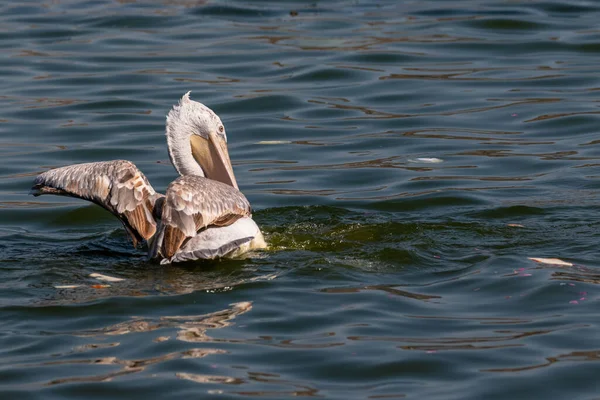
[30,92,266,264]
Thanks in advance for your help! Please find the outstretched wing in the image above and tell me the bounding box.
[151,175,251,260]
[31,160,163,247]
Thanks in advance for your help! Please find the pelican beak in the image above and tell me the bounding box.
[190,132,239,189]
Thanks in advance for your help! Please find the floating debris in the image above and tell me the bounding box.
[90,284,110,289]
[408,157,443,163]
[528,257,573,267]
[90,273,125,282]
[507,223,525,228]
[54,285,82,289]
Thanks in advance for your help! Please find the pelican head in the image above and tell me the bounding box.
[166,92,238,189]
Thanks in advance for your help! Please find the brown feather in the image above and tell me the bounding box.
[124,205,156,241]
[155,175,252,261]
[162,225,186,259]
[31,160,163,248]
[193,213,205,232]
[212,213,244,227]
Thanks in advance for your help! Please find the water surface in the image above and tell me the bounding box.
[2,0,600,398]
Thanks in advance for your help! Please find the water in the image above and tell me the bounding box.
[2,0,600,398]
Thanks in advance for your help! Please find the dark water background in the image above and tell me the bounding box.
[2,0,600,398]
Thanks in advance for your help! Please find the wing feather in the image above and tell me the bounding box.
[153,175,252,260]
[31,160,162,247]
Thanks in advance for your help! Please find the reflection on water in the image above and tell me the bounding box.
[74,301,252,339]
[43,348,226,386]
[18,302,250,386]
[44,265,279,305]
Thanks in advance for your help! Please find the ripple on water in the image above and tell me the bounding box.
[3,0,600,398]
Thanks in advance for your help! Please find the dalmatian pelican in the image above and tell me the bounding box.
[30,92,266,264]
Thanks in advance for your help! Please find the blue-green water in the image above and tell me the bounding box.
[2,0,600,398]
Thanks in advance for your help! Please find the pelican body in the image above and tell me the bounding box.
[31,92,266,264]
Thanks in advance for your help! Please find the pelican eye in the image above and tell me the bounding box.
[218,125,224,133]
